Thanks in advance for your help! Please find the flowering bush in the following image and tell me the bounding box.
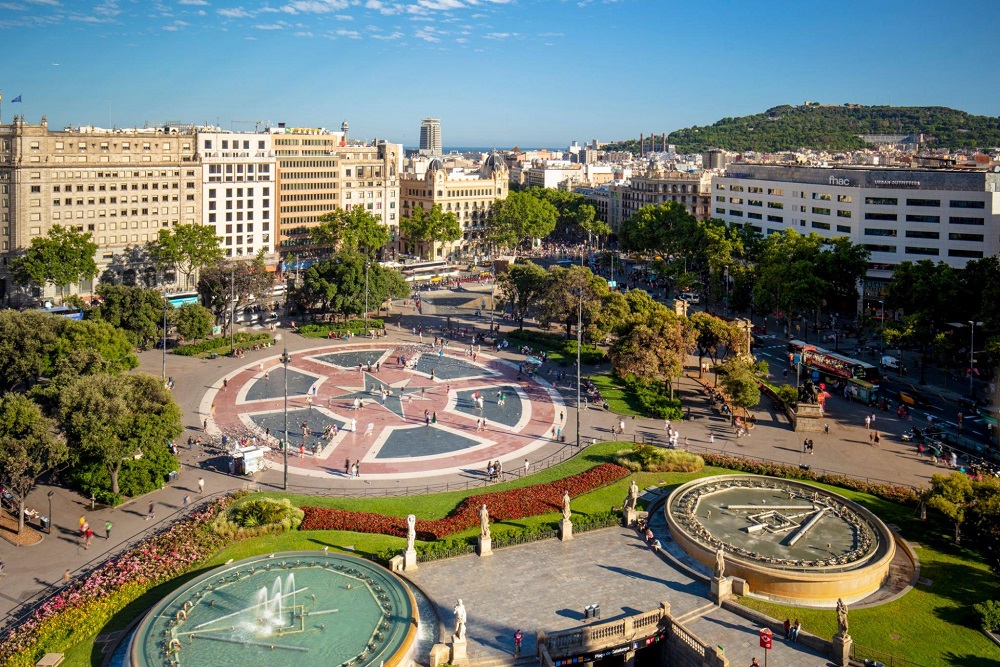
[700,453,922,506]
[0,495,239,667]
[300,462,631,540]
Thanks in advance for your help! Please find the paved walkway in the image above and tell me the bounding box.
[404,526,830,667]
[0,288,954,631]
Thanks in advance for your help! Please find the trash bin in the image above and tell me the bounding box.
[592,604,601,619]
[167,470,179,482]
[584,605,592,619]
[40,516,50,530]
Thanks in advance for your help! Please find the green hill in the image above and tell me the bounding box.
[604,104,1000,153]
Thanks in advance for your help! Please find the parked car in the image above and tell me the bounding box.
[680,291,701,304]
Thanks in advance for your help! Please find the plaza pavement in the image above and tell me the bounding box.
[0,287,949,653]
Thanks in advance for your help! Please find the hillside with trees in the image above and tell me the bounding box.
[603,104,1000,153]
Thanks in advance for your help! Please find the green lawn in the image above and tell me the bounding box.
[589,373,644,416]
[52,443,1000,667]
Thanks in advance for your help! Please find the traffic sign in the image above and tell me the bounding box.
[759,628,772,650]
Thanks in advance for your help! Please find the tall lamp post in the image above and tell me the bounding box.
[161,300,167,380]
[364,259,370,330]
[46,490,53,535]
[969,320,982,398]
[229,265,236,356]
[279,337,291,491]
[576,248,586,448]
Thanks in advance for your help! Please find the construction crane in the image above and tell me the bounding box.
[231,120,266,132]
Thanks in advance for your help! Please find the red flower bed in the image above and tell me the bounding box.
[300,462,630,539]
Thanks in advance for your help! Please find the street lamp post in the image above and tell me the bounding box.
[46,490,53,535]
[230,265,236,356]
[280,340,291,491]
[576,285,582,448]
[969,320,981,398]
[161,301,167,380]
[364,259,370,330]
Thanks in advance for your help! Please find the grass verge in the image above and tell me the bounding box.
[589,373,644,416]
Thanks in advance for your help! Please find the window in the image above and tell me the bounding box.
[906,198,940,207]
[905,230,939,239]
[906,214,940,223]
[204,140,212,150]
[865,212,897,221]
[865,197,898,205]
[767,215,783,222]
[812,207,831,215]
[729,185,744,192]
[949,216,984,226]
[716,196,725,202]
[767,188,784,196]
[747,212,762,220]
[905,246,939,256]
[948,232,984,242]
[836,225,851,233]
[950,200,985,209]
[949,249,984,258]
[729,209,743,217]
[865,228,897,237]
[748,199,763,207]
[716,207,725,214]
[837,210,852,218]
[812,221,831,230]
[864,244,896,253]
[729,197,743,204]
[767,202,783,209]
[812,193,832,201]
[837,194,852,203]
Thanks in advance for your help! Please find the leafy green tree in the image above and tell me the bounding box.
[488,191,558,253]
[49,318,138,376]
[91,284,166,350]
[0,310,60,391]
[536,266,610,339]
[618,202,698,257]
[689,312,744,379]
[147,224,224,290]
[925,471,975,545]
[813,236,869,317]
[400,204,463,259]
[59,373,182,495]
[10,224,98,293]
[0,393,66,533]
[610,307,694,399]
[197,254,275,326]
[291,252,408,318]
[752,229,826,334]
[717,356,768,414]
[171,303,214,341]
[311,208,391,259]
[497,261,549,331]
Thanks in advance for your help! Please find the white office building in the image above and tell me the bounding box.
[199,131,276,258]
[711,165,1000,298]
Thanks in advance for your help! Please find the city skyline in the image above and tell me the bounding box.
[2,0,999,146]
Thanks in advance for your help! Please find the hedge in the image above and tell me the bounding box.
[172,332,273,356]
[299,319,385,336]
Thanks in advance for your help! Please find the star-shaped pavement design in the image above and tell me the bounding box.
[330,371,431,420]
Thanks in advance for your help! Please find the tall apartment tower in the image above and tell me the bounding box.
[419,118,442,155]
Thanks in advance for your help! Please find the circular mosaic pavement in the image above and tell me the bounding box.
[203,343,565,480]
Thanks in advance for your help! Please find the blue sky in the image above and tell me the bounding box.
[2,0,999,147]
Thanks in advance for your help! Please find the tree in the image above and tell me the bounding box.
[0,310,60,391]
[49,318,138,376]
[59,373,182,495]
[0,394,66,533]
[91,284,166,350]
[9,224,98,292]
[610,307,695,398]
[618,202,698,257]
[536,266,610,339]
[400,204,462,259]
[925,472,975,545]
[752,229,826,335]
[171,303,214,341]
[147,224,224,290]
[717,356,768,414]
[689,312,744,380]
[488,191,558,253]
[291,252,408,318]
[311,208,391,259]
[197,254,275,326]
[497,262,549,331]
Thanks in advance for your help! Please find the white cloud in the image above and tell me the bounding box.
[0,2,26,9]
[455,36,466,43]
[335,12,352,18]
[484,31,517,39]
[217,6,251,17]
[417,0,463,9]
[244,35,256,39]
[279,0,348,13]
[294,30,314,36]
[177,0,209,4]
[538,31,563,37]
[414,25,440,41]
[26,0,60,5]
[255,21,284,28]
[335,27,360,37]
[371,29,402,39]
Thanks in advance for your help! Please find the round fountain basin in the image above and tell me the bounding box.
[130,551,418,667]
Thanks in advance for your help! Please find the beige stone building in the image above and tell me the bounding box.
[273,125,401,258]
[398,154,508,260]
[0,116,201,302]
[620,169,712,222]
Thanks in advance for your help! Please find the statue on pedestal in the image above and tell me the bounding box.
[479,504,491,539]
[624,480,639,510]
[453,599,467,641]
[406,514,416,551]
[799,378,819,404]
[562,489,571,521]
[836,598,849,636]
[714,548,726,579]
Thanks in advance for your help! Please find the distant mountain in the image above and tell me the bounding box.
[604,104,1000,153]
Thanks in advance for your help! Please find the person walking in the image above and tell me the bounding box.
[790,619,801,641]
[198,477,205,495]
[145,501,155,520]
[783,618,791,639]
[751,658,761,667]
[524,458,530,475]
[105,520,113,540]
[83,526,93,549]
[864,415,871,430]
[513,629,523,658]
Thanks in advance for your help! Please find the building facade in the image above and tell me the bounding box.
[399,154,508,260]
[710,164,1000,298]
[620,169,712,223]
[419,118,442,156]
[0,116,201,301]
[198,130,275,259]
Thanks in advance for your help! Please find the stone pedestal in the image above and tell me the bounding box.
[429,644,450,667]
[559,519,574,541]
[792,402,825,433]
[622,508,637,527]
[477,535,492,557]
[831,633,852,667]
[451,637,469,666]
[710,576,732,605]
[403,547,418,571]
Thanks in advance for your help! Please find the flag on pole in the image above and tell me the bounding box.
[11,95,22,103]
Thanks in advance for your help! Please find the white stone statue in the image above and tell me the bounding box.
[453,599,467,640]
[479,504,491,539]
[836,597,849,636]
[562,489,571,521]
[714,547,725,579]
[406,514,416,551]
[625,479,639,510]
